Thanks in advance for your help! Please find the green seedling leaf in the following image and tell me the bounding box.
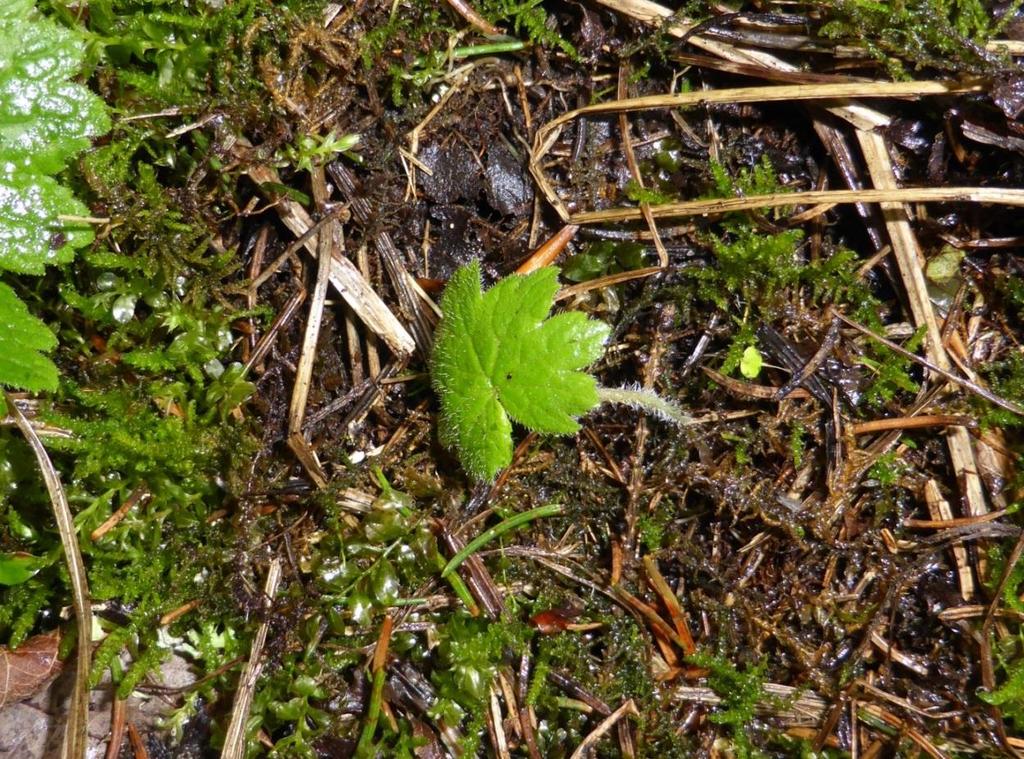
[739,345,763,379]
[0,282,58,412]
[430,261,610,481]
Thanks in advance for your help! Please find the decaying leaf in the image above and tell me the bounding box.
[0,629,62,709]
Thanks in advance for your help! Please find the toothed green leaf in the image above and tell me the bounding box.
[0,1,109,410]
[0,281,58,412]
[430,261,610,481]
[0,2,109,272]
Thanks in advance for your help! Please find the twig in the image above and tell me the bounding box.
[488,686,512,759]
[221,559,283,759]
[555,266,663,301]
[7,395,92,759]
[515,224,580,274]
[244,288,307,373]
[90,485,152,541]
[905,509,1008,530]
[159,599,201,627]
[568,699,638,759]
[774,317,842,401]
[248,205,347,294]
[244,160,415,356]
[444,0,500,36]
[642,556,696,655]
[925,479,975,600]
[850,415,976,435]
[855,128,990,548]
[617,63,668,267]
[531,79,987,221]
[565,187,1024,225]
[104,696,127,759]
[286,217,339,487]
[127,723,149,759]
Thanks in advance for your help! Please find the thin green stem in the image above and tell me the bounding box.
[441,504,562,578]
[595,385,692,426]
[452,40,528,59]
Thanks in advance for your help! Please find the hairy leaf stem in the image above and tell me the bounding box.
[595,385,692,427]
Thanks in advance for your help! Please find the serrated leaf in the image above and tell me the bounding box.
[0,174,95,273]
[0,281,59,397]
[0,3,109,407]
[430,261,610,481]
[0,3,109,272]
[0,8,109,173]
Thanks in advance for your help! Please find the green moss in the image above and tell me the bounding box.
[478,0,577,59]
[867,451,907,487]
[637,508,672,552]
[789,421,807,469]
[46,0,311,108]
[817,0,1013,75]
[981,631,1024,729]
[687,649,769,759]
[977,351,1024,430]
[625,179,676,206]
[858,326,925,408]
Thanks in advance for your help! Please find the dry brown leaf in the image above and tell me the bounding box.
[0,629,62,709]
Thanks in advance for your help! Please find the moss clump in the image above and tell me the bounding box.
[817,0,1014,76]
[687,649,769,759]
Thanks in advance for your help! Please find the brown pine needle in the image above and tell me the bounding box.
[7,395,92,759]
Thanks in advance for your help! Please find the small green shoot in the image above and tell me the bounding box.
[441,504,562,577]
[431,262,690,480]
[739,345,763,379]
[276,131,361,174]
[687,649,769,759]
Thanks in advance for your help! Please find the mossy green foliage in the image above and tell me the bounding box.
[154,477,541,756]
[977,351,1024,430]
[0,378,251,650]
[359,0,576,105]
[360,6,454,106]
[817,0,1017,76]
[478,0,577,58]
[692,158,815,315]
[687,649,769,759]
[0,0,296,720]
[789,420,807,469]
[981,634,1024,729]
[668,156,922,408]
[44,0,315,108]
[982,534,1024,729]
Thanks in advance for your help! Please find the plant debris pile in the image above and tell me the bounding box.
[1,0,1024,757]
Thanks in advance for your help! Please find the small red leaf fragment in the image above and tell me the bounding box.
[530,608,578,634]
